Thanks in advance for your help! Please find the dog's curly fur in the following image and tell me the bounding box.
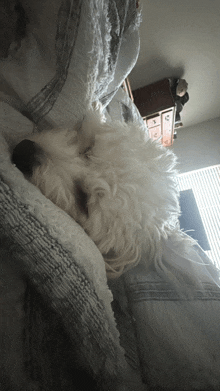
[12,104,180,278]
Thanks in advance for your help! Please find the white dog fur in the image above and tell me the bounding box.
[11,103,181,279]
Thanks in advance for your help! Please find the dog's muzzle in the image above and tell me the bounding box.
[12,139,41,176]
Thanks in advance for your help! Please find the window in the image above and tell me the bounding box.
[177,165,220,269]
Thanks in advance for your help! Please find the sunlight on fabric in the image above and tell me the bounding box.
[177,165,220,269]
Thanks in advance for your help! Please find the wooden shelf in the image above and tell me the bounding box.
[133,79,176,147]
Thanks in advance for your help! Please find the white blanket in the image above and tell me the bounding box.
[0,1,144,389]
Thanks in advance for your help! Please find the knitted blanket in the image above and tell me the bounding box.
[0,1,144,390]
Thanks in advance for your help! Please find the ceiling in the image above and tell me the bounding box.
[129,0,220,129]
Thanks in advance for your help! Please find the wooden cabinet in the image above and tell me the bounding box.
[133,79,176,147]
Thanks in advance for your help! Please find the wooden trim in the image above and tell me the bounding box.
[122,78,134,101]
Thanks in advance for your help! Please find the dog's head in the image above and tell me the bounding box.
[11,108,180,278]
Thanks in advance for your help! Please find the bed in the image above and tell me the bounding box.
[1,1,220,390]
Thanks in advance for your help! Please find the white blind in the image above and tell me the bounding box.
[177,165,220,269]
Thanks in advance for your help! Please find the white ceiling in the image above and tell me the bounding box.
[129,0,220,129]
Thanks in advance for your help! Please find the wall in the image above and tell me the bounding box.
[129,0,220,128]
[170,117,220,173]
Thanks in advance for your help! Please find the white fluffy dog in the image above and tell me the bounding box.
[12,104,180,279]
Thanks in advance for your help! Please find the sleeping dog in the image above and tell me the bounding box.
[12,103,180,279]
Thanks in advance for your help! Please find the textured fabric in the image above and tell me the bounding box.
[0,0,141,129]
[0,1,143,390]
[121,240,220,391]
[0,179,121,368]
